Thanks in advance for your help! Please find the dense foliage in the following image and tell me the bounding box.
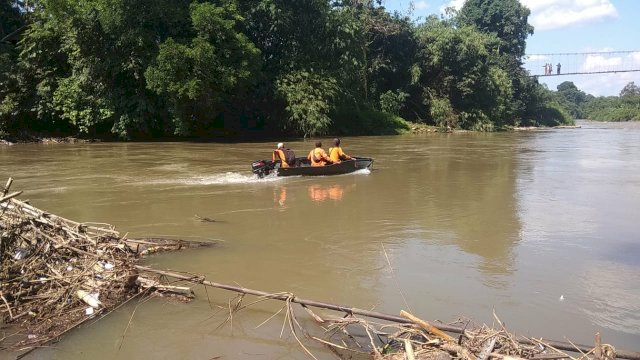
[551,81,640,122]
[583,82,640,121]
[1,0,574,140]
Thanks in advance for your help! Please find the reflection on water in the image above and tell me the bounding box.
[274,185,288,206]
[273,183,353,206]
[307,183,347,202]
[1,122,640,359]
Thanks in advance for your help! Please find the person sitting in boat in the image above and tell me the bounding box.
[328,138,353,163]
[272,143,290,168]
[307,141,333,167]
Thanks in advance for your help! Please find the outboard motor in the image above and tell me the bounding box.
[252,160,274,178]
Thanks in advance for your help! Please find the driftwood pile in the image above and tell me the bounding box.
[0,179,204,352]
[139,267,635,360]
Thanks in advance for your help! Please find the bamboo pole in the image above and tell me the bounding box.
[400,310,455,341]
[2,177,13,196]
[0,191,23,203]
[134,265,640,360]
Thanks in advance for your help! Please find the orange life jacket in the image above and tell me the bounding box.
[328,146,351,163]
[272,149,289,168]
[307,148,330,167]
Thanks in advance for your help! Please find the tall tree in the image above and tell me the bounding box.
[238,0,334,76]
[556,81,587,118]
[458,0,533,61]
[1,0,25,39]
[620,81,640,97]
[146,1,261,136]
[328,2,416,103]
[457,0,537,126]
[8,0,196,137]
[0,0,26,133]
[275,70,337,137]
[412,17,513,129]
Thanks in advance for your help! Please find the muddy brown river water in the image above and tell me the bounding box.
[1,120,639,359]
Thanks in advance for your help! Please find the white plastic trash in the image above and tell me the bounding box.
[77,290,101,308]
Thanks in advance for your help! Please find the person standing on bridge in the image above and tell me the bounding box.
[557,63,561,75]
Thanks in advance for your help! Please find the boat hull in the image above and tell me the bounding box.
[251,157,373,177]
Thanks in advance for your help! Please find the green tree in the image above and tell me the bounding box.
[412,17,514,129]
[146,1,261,136]
[458,0,533,60]
[519,81,572,126]
[619,82,640,113]
[2,4,72,135]
[457,0,536,126]
[275,70,338,137]
[556,81,587,119]
[239,0,334,76]
[0,1,24,40]
[0,0,25,134]
[235,0,346,133]
[379,90,408,115]
[6,0,196,138]
[329,3,416,105]
[620,81,640,97]
[0,0,580,139]
[584,82,640,121]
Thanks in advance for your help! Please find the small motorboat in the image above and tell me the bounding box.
[251,157,373,177]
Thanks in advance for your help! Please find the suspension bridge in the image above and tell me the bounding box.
[524,50,640,77]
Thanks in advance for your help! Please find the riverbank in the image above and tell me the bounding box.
[512,125,582,131]
[0,136,100,146]
[1,122,573,146]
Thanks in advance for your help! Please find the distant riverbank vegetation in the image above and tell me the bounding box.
[1,0,575,141]
[552,81,640,122]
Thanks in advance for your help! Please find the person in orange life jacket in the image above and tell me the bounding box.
[307,141,332,167]
[272,143,290,168]
[328,138,352,163]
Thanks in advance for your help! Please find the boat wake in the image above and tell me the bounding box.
[352,168,371,175]
[137,167,369,186]
[139,172,282,186]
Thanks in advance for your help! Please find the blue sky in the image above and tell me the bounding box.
[383,0,640,96]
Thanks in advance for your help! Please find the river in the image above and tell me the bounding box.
[1,120,639,359]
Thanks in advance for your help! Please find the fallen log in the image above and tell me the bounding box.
[135,265,640,360]
[124,237,214,256]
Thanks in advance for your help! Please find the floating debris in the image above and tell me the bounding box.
[137,266,640,360]
[0,178,212,352]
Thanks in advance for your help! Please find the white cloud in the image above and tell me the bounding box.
[414,1,429,11]
[541,72,639,96]
[440,0,465,13]
[524,54,550,62]
[439,0,618,31]
[581,54,622,72]
[630,52,640,62]
[522,0,618,31]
